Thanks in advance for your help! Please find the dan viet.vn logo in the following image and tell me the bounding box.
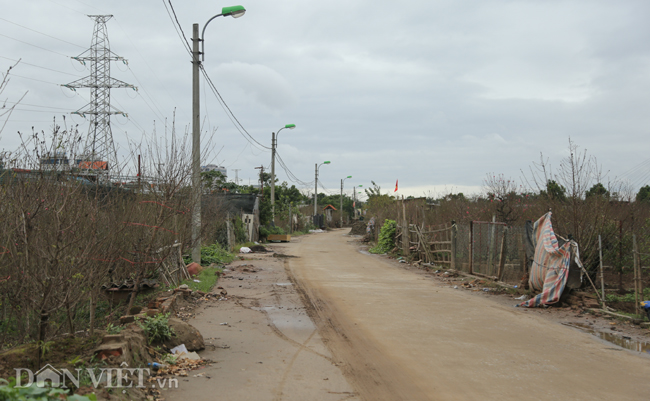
[14,362,178,390]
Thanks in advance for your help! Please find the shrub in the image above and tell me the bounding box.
[369,219,397,254]
[137,313,175,344]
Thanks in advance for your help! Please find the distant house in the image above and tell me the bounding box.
[201,164,227,179]
[322,204,337,223]
[203,193,260,242]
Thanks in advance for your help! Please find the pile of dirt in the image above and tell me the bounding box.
[349,221,367,236]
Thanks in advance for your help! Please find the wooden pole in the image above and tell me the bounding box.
[402,196,409,256]
[488,215,496,275]
[497,227,508,281]
[469,221,474,275]
[450,221,456,270]
[599,235,606,310]
[634,234,640,316]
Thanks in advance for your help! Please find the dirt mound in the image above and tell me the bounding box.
[163,318,205,351]
[349,221,367,236]
[249,245,269,252]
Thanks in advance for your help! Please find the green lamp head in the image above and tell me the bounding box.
[323,161,331,164]
[285,124,296,129]
[347,175,352,178]
[222,5,246,18]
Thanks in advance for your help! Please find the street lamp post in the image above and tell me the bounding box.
[340,175,352,227]
[191,5,246,264]
[314,161,330,218]
[271,124,295,224]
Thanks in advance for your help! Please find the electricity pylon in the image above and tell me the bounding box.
[63,15,135,175]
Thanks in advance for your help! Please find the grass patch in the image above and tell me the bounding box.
[234,242,257,252]
[179,267,222,293]
[604,288,650,303]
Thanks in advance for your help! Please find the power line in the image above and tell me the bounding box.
[160,0,268,153]
[200,66,270,151]
[0,17,86,49]
[112,15,190,121]
[10,74,63,86]
[275,151,314,187]
[0,56,83,77]
[3,101,70,111]
[47,0,87,15]
[0,33,70,57]
[161,0,192,55]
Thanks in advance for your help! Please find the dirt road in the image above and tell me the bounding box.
[288,230,650,401]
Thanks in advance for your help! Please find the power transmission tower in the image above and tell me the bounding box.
[232,168,241,185]
[63,15,135,176]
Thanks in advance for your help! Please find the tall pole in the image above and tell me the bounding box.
[191,23,201,263]
[314,163,318,216]
[271,132,276,223]
[340,178,344,227]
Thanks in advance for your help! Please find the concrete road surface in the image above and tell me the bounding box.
[288,229,650,401]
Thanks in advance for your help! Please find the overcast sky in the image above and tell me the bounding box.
[1,0,650,199]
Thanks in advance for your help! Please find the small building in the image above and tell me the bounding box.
[323,204,337,223]
[201,164,227,179]
[204,193,260,242]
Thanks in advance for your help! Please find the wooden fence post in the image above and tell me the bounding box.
[469,221,474,275]
[599,235,606,310]
[402,197,409,256]
[451,221,456,270]
[497,227,507,281]
[634,234,640,316]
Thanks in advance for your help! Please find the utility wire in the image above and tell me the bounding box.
[160,0,270,152]
[10,74,63,86]
[162,0,192,55]
[0,56,83,77]
[0,17,86,49]
[200,66,270,151]
[0,33,70,57]
[275,151,314,187]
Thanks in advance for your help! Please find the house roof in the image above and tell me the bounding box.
[322,204,337,211]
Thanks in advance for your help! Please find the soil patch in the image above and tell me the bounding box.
[349,221,367,236]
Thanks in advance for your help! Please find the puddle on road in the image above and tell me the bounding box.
[563,322,650,354]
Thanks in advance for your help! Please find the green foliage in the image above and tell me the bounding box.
[162,353,179,365]
[0,378,97,400]
[179,267,222,293]
[605,288,650,303]
[233,217,248,243]
[200,243,235,265]
[586,183,609,198]
[364,181,383,198]
[369,219,397,254]
[637,185,650,203]
[137,313,175,344]
[250,176,308,226]
[105,323,122,335]
[183,243,233,266]
[540,180,567,201]
[259,225,285,238]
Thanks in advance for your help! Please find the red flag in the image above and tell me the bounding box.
[394,179,398,192]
